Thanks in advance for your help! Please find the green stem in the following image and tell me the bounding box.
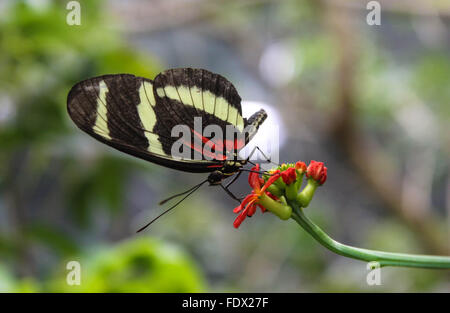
[297,179,318,207]
[289,202,450,269]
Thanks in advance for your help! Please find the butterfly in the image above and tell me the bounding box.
[67,68,268,230]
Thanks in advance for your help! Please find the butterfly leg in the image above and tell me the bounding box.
[242,146,259,167]
[220,183,243,203]
[221,146,276,203]
[225,169,243,188]
[255,146,279,166]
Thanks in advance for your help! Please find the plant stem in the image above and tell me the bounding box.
[289,202,450,269]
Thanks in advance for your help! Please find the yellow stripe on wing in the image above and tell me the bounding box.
[93,80,111,139]
[155,85,244,131]
[139,81,166,156]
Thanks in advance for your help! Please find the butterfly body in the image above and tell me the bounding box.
[207,160,244,185]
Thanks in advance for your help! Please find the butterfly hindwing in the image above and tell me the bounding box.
[152,68,251,160]
[153,68,245,132]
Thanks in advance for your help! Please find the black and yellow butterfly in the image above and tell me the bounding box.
[67,68,267,230]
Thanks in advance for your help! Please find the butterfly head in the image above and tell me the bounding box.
[207,161,243,185]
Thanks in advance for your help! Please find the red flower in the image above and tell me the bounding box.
[295,161,307,173]
[306,160,327,185]
[233,164,281,228]
[281,167,296,185]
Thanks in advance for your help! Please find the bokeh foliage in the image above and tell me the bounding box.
[0,0,204,292]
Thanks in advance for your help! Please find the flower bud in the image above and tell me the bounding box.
[306,160,327,185]
[281,167,297,185]
[295,161,307,173]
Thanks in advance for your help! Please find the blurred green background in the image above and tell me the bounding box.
[0,0,449,292]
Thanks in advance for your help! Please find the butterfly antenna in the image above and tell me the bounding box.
[159,180,208,205]
[239,168,270,175]
[136,179,208,233]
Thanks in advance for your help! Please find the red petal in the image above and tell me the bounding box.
[234,194,257,213]
[259,177,265,185]
[319,167,327,185]
[233,194,252,213]
[233,205,243,214]
[261,172,281,193]
[233,210,247,228]
[248,164,261,190]
[247,203,257,216]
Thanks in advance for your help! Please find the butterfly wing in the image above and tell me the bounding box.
[67,69,258,172]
